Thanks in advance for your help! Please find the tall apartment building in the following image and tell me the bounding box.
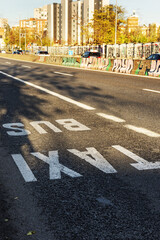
[95,0,110,10]
[71,0,83,45]
[34,5,48,19]
[83,0,109,43]
[84,0,109,25]
[47,0,109,45]
[47,3,61,44]
[61,0,72,45]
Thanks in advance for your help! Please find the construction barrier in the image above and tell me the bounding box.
[60,57,159,77]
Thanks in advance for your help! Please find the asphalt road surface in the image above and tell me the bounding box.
[0,57,160,240]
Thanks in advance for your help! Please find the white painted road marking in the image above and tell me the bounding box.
[11,154,37,182]
[0,71,95,111]
[56,119,90,131]
[3,123,31,136]
[11,146,160,182]
[97,113,125,123]
[54,71,73,77]
[30,121,62,134]
[143,89,160,94]
[6,62,11,64]
[22,65,31,69]
[125,125,160,138]
[113,145,160,170]
[68,147,117,174]
[2,119,90,136]
[31,151,82,179]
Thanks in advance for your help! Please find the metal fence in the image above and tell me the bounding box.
[34,42,160,59]
[47,45,102,57]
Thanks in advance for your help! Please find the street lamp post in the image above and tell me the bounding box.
[19,27,21,49]
[16,17,21,50]
[114,0,118,58]
[25,29,26,53]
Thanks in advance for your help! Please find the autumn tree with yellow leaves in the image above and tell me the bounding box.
[82,5,126,45]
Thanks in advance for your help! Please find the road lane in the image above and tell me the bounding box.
[0,57,160,239]
[0,57,160,134]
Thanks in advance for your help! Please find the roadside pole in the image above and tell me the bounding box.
[114,0,118,58]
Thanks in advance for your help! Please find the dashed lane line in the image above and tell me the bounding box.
[22,65,31,69]
[143,88,160,94]
[125,124,160,138]
[97,113,125,123]
[0,71,95,111]
[54,71,73,77]
[96,113,160,138]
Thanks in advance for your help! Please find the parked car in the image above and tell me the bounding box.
[1,50,6,53]
[81,51,101,58]
[36,51,49,56]
[12,50,24,55]
[17,50,24,54]
[13,51,21,54]
[25,50,31,54]
[146,54,160,60]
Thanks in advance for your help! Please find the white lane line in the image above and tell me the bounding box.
[97,113,125,123]
[0,71,95,110]
[54,71,73,76]
[6,62,11,64]
[143,89,160,94]
[22,65,31,69]
[125,124,160,137]
[11,154,37,182]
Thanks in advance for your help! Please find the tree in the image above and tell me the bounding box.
[157,27,160,42]
[4,25,19,49]
[81,22,93,44]
[148,24,157,42]
[83,5,126,45]
[126,27,148,44]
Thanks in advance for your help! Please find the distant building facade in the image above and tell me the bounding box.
[61,0,72,45]
[127,11,139,33]
[83,0,109,43]
[34,5,48,20]
[84,0,109,25]
[47,0,110,45]
[47,3,61,44]
[19,18,47,35]
[71,0,83,45]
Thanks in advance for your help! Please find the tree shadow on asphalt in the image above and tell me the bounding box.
[0,71,67,239]
[0,74,47,152]
[7,64,115,110]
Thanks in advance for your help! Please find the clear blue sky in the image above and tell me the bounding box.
[0,0,160,27]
